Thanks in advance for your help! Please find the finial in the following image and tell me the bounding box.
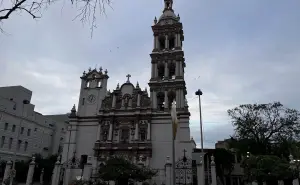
[126,74,131,83]
[83,71,86,76]
[211,155,215,165]
[184,98,188,107]
[70,104,77,118]
[154,17,157,24]
[145,87,147,92]
[88,67,91,72]
[166,156,170,163]
[136,82,139,88]
[99,67,103,73]
[177,14,180,21]
[71,104,76,112]
[191,136,194,140]
[31,156,36,163]
[105,69,108,75]
[116,83,120,90]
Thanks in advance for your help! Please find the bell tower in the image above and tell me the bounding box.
[149,0,187,112]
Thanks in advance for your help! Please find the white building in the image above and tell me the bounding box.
[0,86,68,161]
[61,1,196,184]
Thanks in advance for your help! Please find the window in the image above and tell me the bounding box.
[1,136,5,148]
[86,81,90,88]
[34,128,37,131]
[159,37,165,49]
[12,125,16,132]
[4,123,8,130]
[140,129,146,141]
[13,104,16,110]
[60,137,64,141]
[97,81,102,87]
[24,141,28,151]
[121,128,129,143]
[21,127,24,134]
[168,37,175,49]
[8,138,13,150]
[82,98,85,105]
[27,129,31,136]
[17,140,22,151]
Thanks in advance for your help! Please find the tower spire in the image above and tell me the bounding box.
[164,0,173,11]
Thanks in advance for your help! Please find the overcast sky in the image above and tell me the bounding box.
[1,0,300,148]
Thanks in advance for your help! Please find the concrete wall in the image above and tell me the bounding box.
[0,86,68,161]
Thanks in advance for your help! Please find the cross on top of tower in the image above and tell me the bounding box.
[126,74,131,83]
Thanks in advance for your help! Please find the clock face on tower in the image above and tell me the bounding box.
[87,94,96,104]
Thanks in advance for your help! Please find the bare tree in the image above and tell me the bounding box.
[0,0,112,35]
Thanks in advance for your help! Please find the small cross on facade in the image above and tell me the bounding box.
[183,149,187,156]
[126,74,131,83]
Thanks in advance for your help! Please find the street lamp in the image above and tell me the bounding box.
[10,100,30,185]
[195,89,204,153]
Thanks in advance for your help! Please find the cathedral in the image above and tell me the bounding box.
[61,0,196,184]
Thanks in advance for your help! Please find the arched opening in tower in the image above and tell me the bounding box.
[167,91,176,109]
[157,63,165,80]
[169,62,176,79]
[157,92,165,111]
[168,36,175,50]
[159,36,165,50]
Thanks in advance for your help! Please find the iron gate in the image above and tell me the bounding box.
[175,150,196,185]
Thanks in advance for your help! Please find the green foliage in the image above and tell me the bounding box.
[242,155,299,182]
[97,156,157,184]
[227,102,300,158]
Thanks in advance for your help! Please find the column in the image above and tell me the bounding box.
[196,155,204,185]
[128,98,132,108]
[164,91,168,109]
[121,99,124,108]
[164,62,169,79]
[2,160,12,185]
[180,90,185,109]
[151,64,155,78]
[293,179,299,185]
[83,156,93,180]
[177,34,181,47]
[210,156,217,185]
[137,93,141,108]
[175,89,180,108]
[96,123,101,142]
[155,36,159,49]
[154,63,158,77]
[134,122,139,141]
[165,156,172,185]
[165,35,169,49]
[40,168,44,185]
[108,123,113,141]
[175,61,179,76]
[112,94,116,108]
[26,157,36,185]
[179,61,183,76]
[153,91,157,109]
[51,156,62,185]
[147,122,151,140]
[146,157,150,166]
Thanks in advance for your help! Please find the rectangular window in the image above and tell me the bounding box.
[8,138,13,149]
[17,140,22,151]
[27,129,31,136]
[12,125,16,132]
[24,141,28,151]
[21,127,24,134]
[1,136,5,148]
[4,123,8,130]
[82,98,85,105]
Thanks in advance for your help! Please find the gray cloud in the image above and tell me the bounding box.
[1,0,300,148]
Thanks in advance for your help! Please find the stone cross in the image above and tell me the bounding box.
[126,74,131,83]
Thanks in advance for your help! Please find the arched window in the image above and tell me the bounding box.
[121,128,130,143]
[169,62,176,79]
[168,91,176,109]
[168,36,175,49]
[157,92,165,111]
[157,63,165,80]
[86,81,90,88]
[97,81,102,87]
[159,36,165,49]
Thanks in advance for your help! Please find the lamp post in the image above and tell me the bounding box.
[195,89,204,153]
[10,100,30,185]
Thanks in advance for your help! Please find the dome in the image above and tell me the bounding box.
[159,9,177,21]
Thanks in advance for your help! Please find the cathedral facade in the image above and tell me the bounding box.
[61,0,196,184]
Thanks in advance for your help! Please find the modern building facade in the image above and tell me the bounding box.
[0,86,68,161]
[61,0,196,184]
